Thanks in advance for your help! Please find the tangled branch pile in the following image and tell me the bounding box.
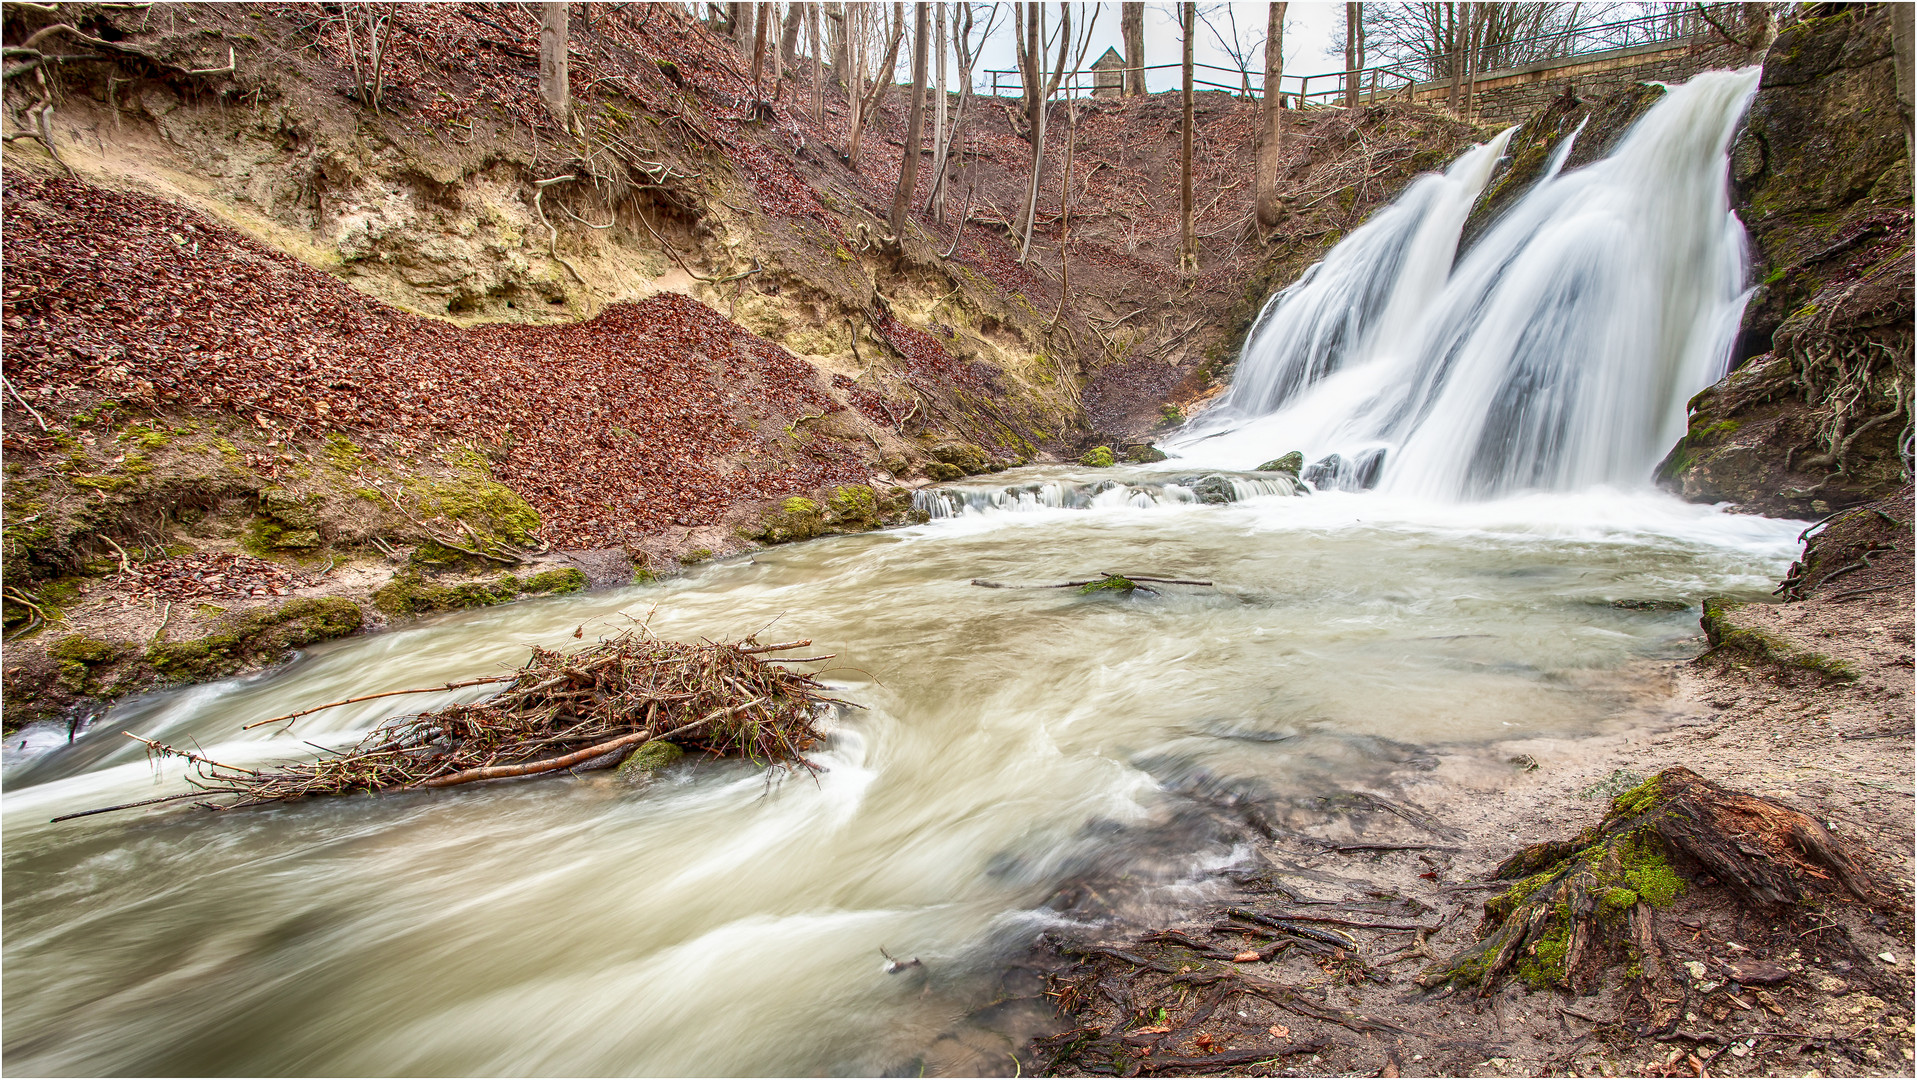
[69,632,843,818]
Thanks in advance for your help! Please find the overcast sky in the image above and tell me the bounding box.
[952,3,1349,97]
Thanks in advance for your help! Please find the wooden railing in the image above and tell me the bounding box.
[980,6,1736,109]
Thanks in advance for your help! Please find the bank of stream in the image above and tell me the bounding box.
[0,483,1807,1075]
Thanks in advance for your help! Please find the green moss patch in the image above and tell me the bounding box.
[1701,597,1858,680]
[751,497,826,544]
[374,566,583,616]
[146,598,363,683]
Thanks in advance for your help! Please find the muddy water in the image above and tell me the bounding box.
[2,486,1803,1075]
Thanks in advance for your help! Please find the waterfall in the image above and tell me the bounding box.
[1172,69,1762,500]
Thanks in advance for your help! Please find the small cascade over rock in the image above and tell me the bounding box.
[913,470,1301,520]
[1171,69,1764,501]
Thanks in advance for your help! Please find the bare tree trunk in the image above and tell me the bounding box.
[827,2,847,89]
[1016,2,1072,263]
[768,2,785,95]
[1255,2,1287,236]
[810,3,824,121]
[751,4,768,103]
[1354,2,1364,102]
[781,2,804,68]
[1463,2,1481,118]
[891,2,929,239]
[1122,1,1146,96]
[1051,89,1080,326]
[1181,0,1195,275]
[931,3,948,223]
[1345,2,1359,108]
[1447,2,1463,112]
[927,1,981,218]
[847,4,866,161]
[846,2,905,170]
[539,2,569,127]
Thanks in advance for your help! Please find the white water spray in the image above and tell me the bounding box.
[1173,69,1762,499]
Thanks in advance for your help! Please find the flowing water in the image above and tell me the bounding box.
[2,492,1804,1075]
[1174,69,1763,497]
[2,70,1796,1076]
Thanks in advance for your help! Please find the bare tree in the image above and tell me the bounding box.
[751,2,769,103]
[780,3,804,69]
[1194,3,1264,98]
[931,4,948,218]
[890,2,930,239]
[1180,0,1195,275]
[1255,1,1287,236]
[810,3,824,120]
[1344,2,1362,107]
[926,3,1003,220]
[1013,2,1072,262]
[539,2,569,126]
[1122,1,1146,95]
[1362,2,1651,83]
[341,3,399,114]
[725,2,751,53]
[1051,7,1102,320]
[826,2,848,88]
[845,2,905,170]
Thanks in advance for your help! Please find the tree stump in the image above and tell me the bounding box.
[1420,767,1878,1023]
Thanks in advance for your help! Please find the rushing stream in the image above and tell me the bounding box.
[3,492,1803,1075]
[2,70,1800,1076]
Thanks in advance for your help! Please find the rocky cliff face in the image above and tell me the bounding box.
[1660,2,1913,517]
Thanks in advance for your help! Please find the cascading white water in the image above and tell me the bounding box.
[1172,69,1763,500]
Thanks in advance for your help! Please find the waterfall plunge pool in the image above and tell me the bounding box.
[2,488,1804,1075]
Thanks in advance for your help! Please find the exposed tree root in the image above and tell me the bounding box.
[1418,767,1879,1019]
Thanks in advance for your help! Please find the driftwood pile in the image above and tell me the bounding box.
[59,631,843,820]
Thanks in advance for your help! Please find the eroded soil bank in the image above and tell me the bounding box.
[1021,489,1915,1079]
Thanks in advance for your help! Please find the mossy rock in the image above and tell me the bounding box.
[824,485,880,531]
[923,462,964,482]
[522,568,586,595]
[50,634,121,694]
[1255,451,1305,475]
[1079,446,1116,468]
[145,598,363,683]
[49,634,118,665]
[408,470,542,548]
[1123,444,1169,464]
[753,497,825,544]
[1188,475,1236,504]
[678,548,713,566]
[1700,596,1858,680]
[372,567,578,615]
[259,488,322,530]
[929,441,993,475]
[617,740,684,778]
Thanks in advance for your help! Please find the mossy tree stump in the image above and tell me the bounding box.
[1421,768,1875,1026]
